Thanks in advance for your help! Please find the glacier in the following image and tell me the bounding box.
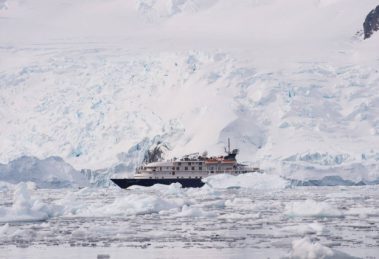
[1,1,379,257]
[1,0,379,187]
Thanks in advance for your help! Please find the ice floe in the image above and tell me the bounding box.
[286,237,359,259]
[0,182,63,223]
[284,199,343,218]
[279,222,326,235]
[174,205,217,218]
[203,173,290,190]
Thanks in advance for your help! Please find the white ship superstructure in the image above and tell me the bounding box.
[111,139,261,189]
[135,153,258,180]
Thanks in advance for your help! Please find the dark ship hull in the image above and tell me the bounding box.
[111,178,205,189]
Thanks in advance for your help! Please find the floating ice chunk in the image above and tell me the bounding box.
[203,173,289,190]
[71,228,87,239]
[346,207,379,218]
[150,182,184,196]
[280,222,326,235]
[286,237,359,259]
[306,222,325,235]
[63,193,186,217]
[288,237,333,259]
[200,200,225,209]
[218,212,261,220]
[0,182,63,222]
[175,205,216,218]
[105,194,185,216]
[186,184,221,198]
[26,181,37,190]
[0,181,14,192]
[225,197,253,207]
[0,223,10,237]
[279,121,291,128]
[284,200,343,218]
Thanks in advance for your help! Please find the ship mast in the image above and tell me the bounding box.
[224,138,238,160]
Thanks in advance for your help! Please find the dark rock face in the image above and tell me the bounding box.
[364,5,379,39]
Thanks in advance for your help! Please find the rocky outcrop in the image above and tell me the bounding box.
[364,5,379,39]
[143,141,169,163]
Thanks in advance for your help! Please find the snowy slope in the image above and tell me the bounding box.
[1,0,379,184]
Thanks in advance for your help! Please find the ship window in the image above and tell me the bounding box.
[199,167,202,170]
[184,166,188,170]
[172,172,175,175]
[191,166,195,170]
[172,167,175,170]
[159,167,162,171]
[176,167,179,170]
[198,162,202,165]
[211,171,214,173]
[188,162,191,165]
[178,162,181,166]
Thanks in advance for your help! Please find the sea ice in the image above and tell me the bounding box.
[203,173,289,190]
[0,185,377,258]
[0,182,63,223]
[174,204,217,218]
[284,199,343,218]
[286,237,359,259]
[279,222,326,235]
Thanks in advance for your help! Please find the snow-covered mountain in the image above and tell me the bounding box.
[1,0,379,186]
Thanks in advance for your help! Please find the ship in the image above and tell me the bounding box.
[111,139,261,189]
